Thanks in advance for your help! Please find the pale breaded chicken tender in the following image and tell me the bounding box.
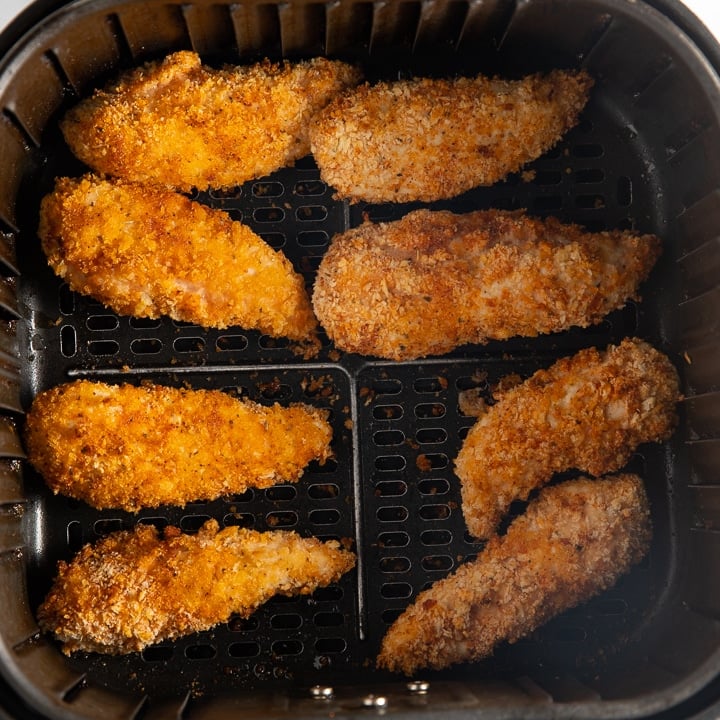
[39,174,318,343]
[377,474,650,675]
[61,51,362,191]
[38,519,356,654]
[310,69,592,203]
[312,209,661,361]
[24,380,333,511]
[455,338,679,540]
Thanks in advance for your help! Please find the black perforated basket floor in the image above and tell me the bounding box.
[12,78,675,699]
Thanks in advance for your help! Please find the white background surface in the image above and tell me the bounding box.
[0,0,719,42]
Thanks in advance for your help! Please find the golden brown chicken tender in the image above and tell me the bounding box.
[377,474,651,675]
[39,174,318,343]
[455,338,679,539]
[38,519,356,654]
[310,69,592,203]
[61,51,362,191]
[312,209,661,361]
[25,380,333,511]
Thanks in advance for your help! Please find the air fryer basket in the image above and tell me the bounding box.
[1,0,720,717]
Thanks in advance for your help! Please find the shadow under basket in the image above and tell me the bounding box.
[1,0,720,718]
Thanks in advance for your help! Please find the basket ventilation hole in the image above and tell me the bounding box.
[223,512,254,528]
[265,485,297,502]
[375,480,408,497]
[216,334,248,351]
[420,529,452,546]
[228,642,260,658]
[315,638,346,654]
[414,402,445,419]
[258,335,290,350]
[413,377,447,393]
[131,338,162,354]
[314,612,344,627]
[266,510,298,528]
[270,613,302,630]
[373,430,405,446]
[421,555,453,571]
[228,616,259,632]
[375,454,406,471]
[418,478,450,495]
[181,515,211,532]
[416,454,448,472]
[271,640,303,656]
[379,556,411,573]
[419,504,451,520]
[296,205,328,222]
[88,339,119,356]
[86,314,119,331]
[376,506,409,522]
[185,644,216,660]
[254,207,285,223]
[307,483,339,499]
[60,326,76,357]
[380,582,412,599]
[252,181,284,198]
[309,509,341,525]
[378,531,410,548]
[415,428,447,444]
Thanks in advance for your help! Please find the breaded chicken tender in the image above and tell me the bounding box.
[61,51,362,191]
[312,209,661,360]
[455,338,679,539]
[310,69,592,203]
[38,519,356,654]
[25,380,333,511]
[377,474,650,675]
[39,174,317,342]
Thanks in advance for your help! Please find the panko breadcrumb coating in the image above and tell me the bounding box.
[25,380,333,511]
[61,51,362,191]
[455,338,679,540]
[38,519,356,654]
[312,209,661,361]
[39,174,318,342]
[310,69,592,203]
[377,474,651,675]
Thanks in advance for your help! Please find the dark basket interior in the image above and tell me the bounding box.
[1,0,720,718]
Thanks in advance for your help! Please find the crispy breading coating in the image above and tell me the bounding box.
[455,338,679,539]
[61,51,362,191]
[312,209,661,360]
[38,519,356,654]
[377,474,651,675]
[24,380,333,511]
[310,69,592,203]
[39,174,318,342]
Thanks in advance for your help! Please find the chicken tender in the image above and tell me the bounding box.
[61,51,362,191]
[39,174,318,343]
[310,69,592,203]
[25,380,333,511]
[38,519,356,654]
[455,338,679,539]
[312,209,661,361]
[377,474,651,675]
